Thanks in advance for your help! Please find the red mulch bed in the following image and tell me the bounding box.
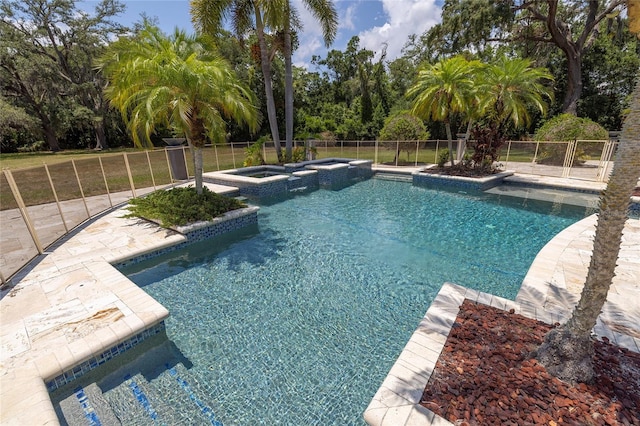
[421,300,640,425]
[421,166,499,177]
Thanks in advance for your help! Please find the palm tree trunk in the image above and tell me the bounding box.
[191,145,204,195]
[254,7,282,163]
[445,120,454,167]
[284,17,294,162]
[537,76,640,384]
[185,135,204,195]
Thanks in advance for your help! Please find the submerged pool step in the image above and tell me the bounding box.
[374,173,413,182]
[57,384,122,426]
[97,363,224,426]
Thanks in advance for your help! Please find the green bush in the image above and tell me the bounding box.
[437,148,450,168]
[123,186,246,228]
[243,138,267,167]
[534,114,608,166]
[534,114,608,141]
[378,112,429,164]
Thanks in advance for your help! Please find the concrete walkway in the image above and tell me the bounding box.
[1,174,638,425]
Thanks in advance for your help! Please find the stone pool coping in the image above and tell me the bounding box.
[0,190,257,425]
[363,216,640,425]
[1,173,637,425]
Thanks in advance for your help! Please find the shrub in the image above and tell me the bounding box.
[243,137,268,167]
[378,112,429,164]
[534,114,608,141]
[123,186,246,228]
[437,148,450,168]
[534,114,608,165]
[469,124,506,173]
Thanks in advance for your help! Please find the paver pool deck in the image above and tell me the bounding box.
[1,174,638,425]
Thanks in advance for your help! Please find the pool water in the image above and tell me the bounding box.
[117,179,591,425]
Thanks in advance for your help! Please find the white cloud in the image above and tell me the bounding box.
[340,3,357,31]
[292,0,350,68]
[359,0,441,60]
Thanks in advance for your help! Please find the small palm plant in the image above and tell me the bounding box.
[408,55,481,167]
[99,23,258,194]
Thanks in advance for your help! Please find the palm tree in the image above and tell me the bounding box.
[535,7,640,383]
[191,0,285,162]
[479,56,553,133]
[99,24,258,194]
[407,56,480,167]
[280,0,337,161]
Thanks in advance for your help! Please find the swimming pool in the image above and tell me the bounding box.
[64,179,593,425]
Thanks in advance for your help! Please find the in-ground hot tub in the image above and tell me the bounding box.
[204,165,317,198]
[284,158,374,188]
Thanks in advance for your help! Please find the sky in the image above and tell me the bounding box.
[79,0,444,68]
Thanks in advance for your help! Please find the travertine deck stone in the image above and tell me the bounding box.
[0,182,238,425]
[2,172,638,425]
[363,282,526,426]
[365,174,639,426]
[517,215,640,350]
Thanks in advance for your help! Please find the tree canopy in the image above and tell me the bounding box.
[0,0,637,153]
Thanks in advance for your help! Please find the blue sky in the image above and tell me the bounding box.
[79,0,443,67]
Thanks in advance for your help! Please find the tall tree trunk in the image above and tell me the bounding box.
[93,117,108,150]
[254,7,282,163]
[562,53,582,115]
[537,75,640,384]
[38,112,61,152]
[284,17,294,162]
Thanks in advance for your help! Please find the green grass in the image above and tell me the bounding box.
[0,148,138,170]
[1,140,567,211]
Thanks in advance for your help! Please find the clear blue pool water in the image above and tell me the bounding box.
[118,178,592,425]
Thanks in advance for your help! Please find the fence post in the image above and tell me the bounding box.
[71,159,92,218]
[231,142,237,168]
[3,169,44,254]
[414,140,420,166]
[562,140,576,178]
[532,141,540,164]
[213,143,220,171]
[44,164,69,233]
[434,140,439,164]
[122,153,137,198]
[145,150,157,190]
[98,157,114,207]
[504,141,512,169]
[183,145,190,178]
[164,148,174,182]
[374,140,379,164]
[597,139,616,182]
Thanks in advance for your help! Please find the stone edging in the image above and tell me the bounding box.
[363,282,563,426]
[412,170,515,191]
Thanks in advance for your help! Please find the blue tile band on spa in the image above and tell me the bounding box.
[205,159,373,197]
[46,322,166,392]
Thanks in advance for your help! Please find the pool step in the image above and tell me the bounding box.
[57,362,224,426]
[103,364,222,425]
[57,384,121,426]
[374,173,413,182]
